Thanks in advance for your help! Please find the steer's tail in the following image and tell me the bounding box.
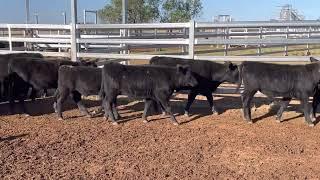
[235,63,243,93]
[99,68,105,101]
[149,56,160,65]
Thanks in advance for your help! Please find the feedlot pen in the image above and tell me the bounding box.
[1,20,320,179]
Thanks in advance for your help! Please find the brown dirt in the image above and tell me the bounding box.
[1,94,320,179]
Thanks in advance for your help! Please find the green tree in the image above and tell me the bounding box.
[98,0,161,23]
[99,0,202,23]
[161,0,203,23]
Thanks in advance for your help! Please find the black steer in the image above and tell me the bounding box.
[0,53,43,102]
[100,62,198,125]
[7,57,96,114]
[238,61,320,127]
[309,57,320,117]
[54,65,105,120]
[150,56,239,116]
[266,56,320,121]
[8,57,96,92]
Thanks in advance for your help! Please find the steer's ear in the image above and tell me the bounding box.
[310,57,319,62]
[227,62,237,71]
[224,61,231,65]
[176,64,191,74]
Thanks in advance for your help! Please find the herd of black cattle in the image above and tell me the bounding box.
[1,53,320,127]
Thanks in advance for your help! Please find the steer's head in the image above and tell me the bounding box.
[176,64,198,87]
[79,60,98,67]
[219,61,239,83]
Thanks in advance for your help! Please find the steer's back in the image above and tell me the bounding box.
[241,62,317,95]
[150,56,212,77]
[9,58,59,89]
[102,63,174,98]
[58,66,101,96]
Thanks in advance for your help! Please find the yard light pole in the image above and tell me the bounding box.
[25,0,30,24]
[62,12,67,24]
[121,0,128,63]
[70,0,79,61]
[34,13,39,24]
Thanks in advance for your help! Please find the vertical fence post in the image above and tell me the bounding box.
[121,0,128,64]
[82,10,88,52]
[83,10,87,24]
[257,27,262,56]
[182,27,187,53]
[94,11,98,24]
[224,27,229,56]
[306,26,311,56]
[70,0,79,61]
[154,28,160,52]
[189,20,195,59]
[7,25,12,51]
[284,26,289,56]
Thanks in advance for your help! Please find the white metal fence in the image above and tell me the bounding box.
[1,20,320,62]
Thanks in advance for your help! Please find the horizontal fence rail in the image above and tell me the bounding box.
[1,20,320,62]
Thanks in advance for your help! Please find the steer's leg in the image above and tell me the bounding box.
[30,88,37,102]
[312,90,320,118]
[106,101,117,125]
[204,91,218,115]
[71,91,91,118]
[112,98,120,120]
[17,93,28,116]
[157,92,179,125]
[103,95,118,125]
[142,99,153,123]
[56,89,69,120]
[241,90,256,123]
[53,89,60,113]
[184,90,198,117]
[42,89,48,98]
[301,96,315,127]
[0,81,3,101]
[8,78,15,114]
[275,98,291,122]
[102,98,108,119]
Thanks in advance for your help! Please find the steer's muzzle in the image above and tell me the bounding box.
[188,76,198,87]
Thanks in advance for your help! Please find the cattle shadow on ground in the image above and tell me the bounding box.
[176,95,306,123]
[0,94,316,124]
[78,95,309,123]
[252,103,303,123]
[0,133,29,142]
[0,97,103,116]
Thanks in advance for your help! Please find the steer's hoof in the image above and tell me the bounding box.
[58,117,63,121]
[85,114,93,118]
[184,111,190,117]
[275,116,282,123]
[53,103,58,113]
[161,112,167,117]
[143,120,148,123]
[308,123,315,127]
[112,122,118,125]
[247,121,253,124]
[24,114,30,117]
[212,111,219,115]
[103,117,108,121]
[173,122,179,126]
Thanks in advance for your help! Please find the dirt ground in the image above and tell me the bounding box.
[1,94,320,179]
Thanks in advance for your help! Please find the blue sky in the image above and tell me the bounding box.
[0,0,319,24]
